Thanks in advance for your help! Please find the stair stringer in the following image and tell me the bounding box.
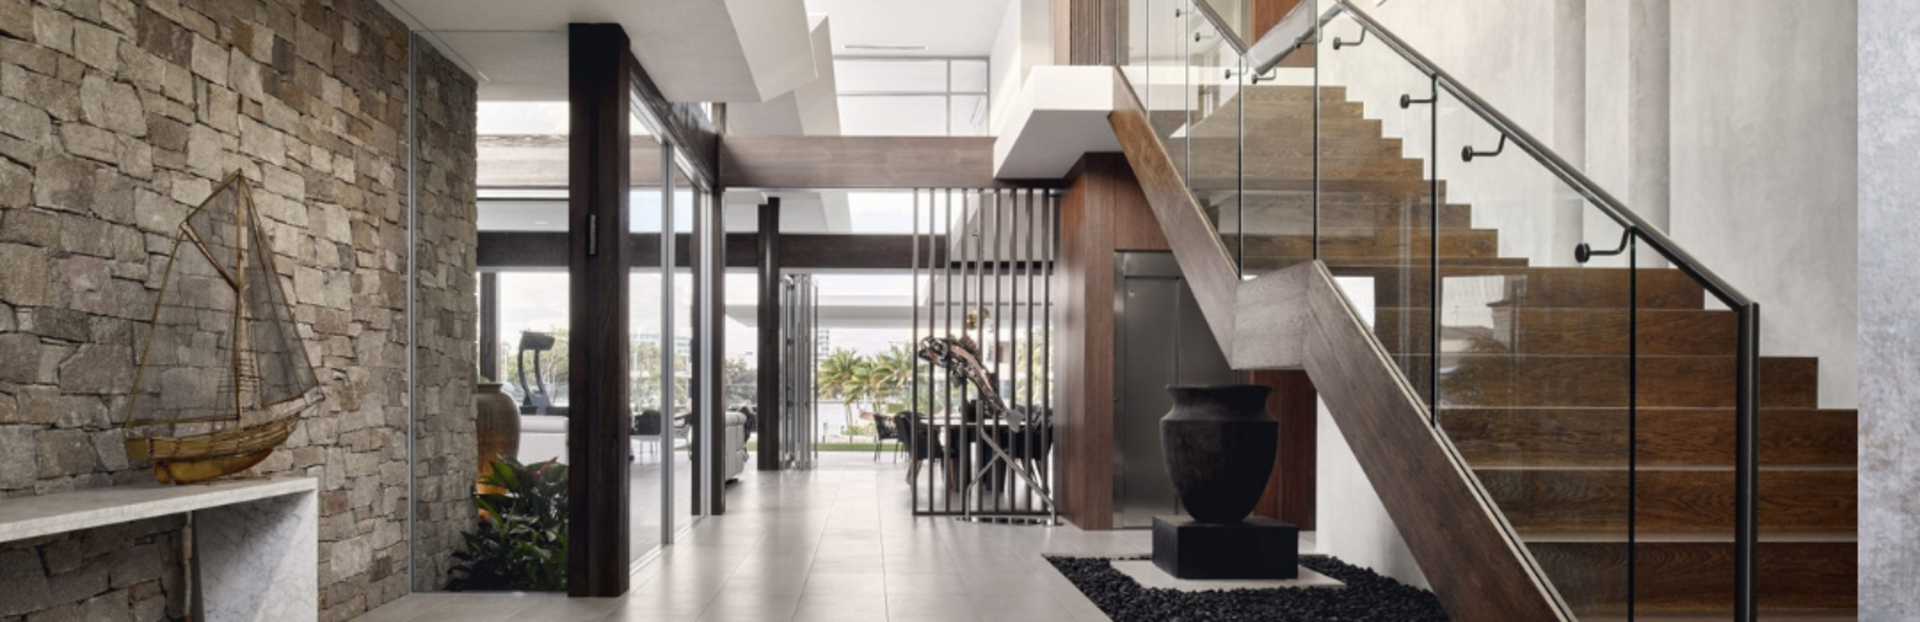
[1292,260,1569,622]
[1107,64,1572,620]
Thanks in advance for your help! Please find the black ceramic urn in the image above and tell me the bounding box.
[1160,385,1278,524]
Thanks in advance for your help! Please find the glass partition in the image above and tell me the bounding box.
[628,121,669,562]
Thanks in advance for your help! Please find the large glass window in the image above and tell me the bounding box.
[835,58,990,136]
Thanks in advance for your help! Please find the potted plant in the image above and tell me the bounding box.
[448,457,569,591]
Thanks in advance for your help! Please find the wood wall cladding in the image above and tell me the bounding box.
[1250,369,1316,529]
[1063,0,1121,66]
[1055,153,1164,530]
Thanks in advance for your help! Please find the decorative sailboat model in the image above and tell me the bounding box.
[123,171,323,484]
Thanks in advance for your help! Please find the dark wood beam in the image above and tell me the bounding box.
[756,199,782,470]
[719,136,1051,189]
[629,59,718,187]
[566,22,631,598]
[478,232,952,270]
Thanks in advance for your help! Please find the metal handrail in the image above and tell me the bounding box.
[1188,0,1248,56]
[1192,1,1764,620]
[1329,0,1751,309]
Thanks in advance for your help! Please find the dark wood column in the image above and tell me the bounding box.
[1251,369,1316,529]
[478,272,499,381]
[566,22,631,598]
[692,187,726,514]
[755,198,782,471]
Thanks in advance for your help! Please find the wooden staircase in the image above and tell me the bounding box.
[1186,84,1860,619]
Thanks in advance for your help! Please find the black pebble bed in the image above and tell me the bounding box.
[1044,555,1449,622]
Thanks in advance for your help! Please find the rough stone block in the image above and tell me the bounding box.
[71,21,121,72]
[0,244,51,307]
[0,158,31,208]
[1,64,80,121]
[0,424,39,489]
[79,75,145,137]
[36,427,96,477]
[189,35,226,85]
[0,95,53,146]
[30,5,72,54]
[60,123,117,164]
[0,0,31,40]
[31,154,97,213]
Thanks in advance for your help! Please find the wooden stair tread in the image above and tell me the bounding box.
[1439,407,1858,467]
[1477,468,1855,533]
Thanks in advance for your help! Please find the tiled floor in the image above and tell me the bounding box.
[360,452,1142,622]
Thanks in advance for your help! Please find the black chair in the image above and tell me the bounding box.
[1007,419,1055,482]
[632,410,664,461]
[873,412,904,462]
[895,412,956,487]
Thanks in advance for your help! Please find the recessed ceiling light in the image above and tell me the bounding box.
[533,220,551,225]
[843,44,927,51]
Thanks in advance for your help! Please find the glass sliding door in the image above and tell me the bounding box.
[628,118,668,562]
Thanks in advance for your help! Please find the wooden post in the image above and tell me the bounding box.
[566,22,631,598]
[756,198,782,470]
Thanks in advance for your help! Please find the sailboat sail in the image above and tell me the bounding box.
[123,172,321,483]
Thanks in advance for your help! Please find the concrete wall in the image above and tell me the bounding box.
[0,0,478,617]
[1317,0,1858,408]
[1858,0,1916,615]
[1668,1,1857,409]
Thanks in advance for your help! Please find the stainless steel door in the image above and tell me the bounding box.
[1112,252,1237,528]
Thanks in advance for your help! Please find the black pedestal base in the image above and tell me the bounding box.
[1152,516,1299,580]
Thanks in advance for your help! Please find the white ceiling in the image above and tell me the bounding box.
[381,0,817,103]
[803,0,1013,57]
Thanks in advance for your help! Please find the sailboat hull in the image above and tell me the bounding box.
[126,412,301,484]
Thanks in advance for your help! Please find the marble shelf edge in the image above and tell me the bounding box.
[0,477,319,544]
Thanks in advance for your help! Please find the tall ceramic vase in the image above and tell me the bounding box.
[1160,384,1277,524]
[475,382,520,484]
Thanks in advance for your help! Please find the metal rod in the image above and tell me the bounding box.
[661,142,676,543]
[1045,191,1057,523]
[1629,236,1639,620]
[1024,189,1038,513]
[1734,302,1759,622]
[912,188,922,510]
[1428,74,1439,419]
[942,188,954,515]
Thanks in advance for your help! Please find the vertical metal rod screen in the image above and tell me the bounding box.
[910,187,1059,520]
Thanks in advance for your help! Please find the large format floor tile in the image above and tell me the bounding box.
[360,452,1142,621]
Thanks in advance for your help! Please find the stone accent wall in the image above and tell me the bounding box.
[407,42,477,592]
[0,0,477,618]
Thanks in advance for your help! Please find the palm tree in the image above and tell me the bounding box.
[817,348,866,436]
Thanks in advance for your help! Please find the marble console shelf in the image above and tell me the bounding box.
[0,477,319,621]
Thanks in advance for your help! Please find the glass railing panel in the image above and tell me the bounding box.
[1428,85,1636,620]
[1143,0,1191,180]
[1303,8,1436,394]
[1183,1,1243,264]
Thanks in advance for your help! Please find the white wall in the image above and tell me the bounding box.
[1315,277,1430,588]
[1668,0,1857,408]
[989,0,1056,135]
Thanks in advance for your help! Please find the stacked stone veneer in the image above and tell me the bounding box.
[0,0,477,618]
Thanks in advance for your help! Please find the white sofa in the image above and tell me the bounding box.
[515,412,747,483]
